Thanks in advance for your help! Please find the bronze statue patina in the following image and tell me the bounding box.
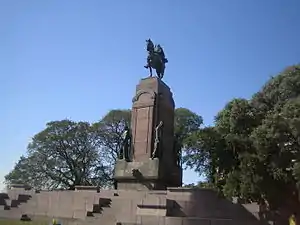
[151,121,163,159]
[119,126,131,161]
[144,39,168,79]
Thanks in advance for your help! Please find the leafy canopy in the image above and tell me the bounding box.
[184,65,300,211]
[5,108,202,190]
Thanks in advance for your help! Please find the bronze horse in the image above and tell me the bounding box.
[144,39,167,79]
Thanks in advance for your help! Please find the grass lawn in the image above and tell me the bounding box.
[0,219,49,225]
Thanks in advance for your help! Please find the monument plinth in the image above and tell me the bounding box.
[114,77,182,190]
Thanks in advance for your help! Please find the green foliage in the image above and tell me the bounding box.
[174,108,203,138]
[93,109,131,166]
[5,120,111,190]
[5,108,201,190]
[183,181,216,189]
[184,64,300,210]
[183,183,197,188]
[174,108,203,168]
[5,110,133,190]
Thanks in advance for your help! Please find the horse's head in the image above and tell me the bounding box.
[146,39,154,52]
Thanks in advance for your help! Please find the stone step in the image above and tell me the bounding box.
[11,199,20,207]
[4,199,11,206]
[99,197,112,207]
[0,207,31,219]
[116,222,140,225]
[17,194,32,203]
[165,217,233,225]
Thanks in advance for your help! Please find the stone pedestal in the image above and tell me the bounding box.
[114,158,165,190]
[131,77,175,162]
[114,77,182,190]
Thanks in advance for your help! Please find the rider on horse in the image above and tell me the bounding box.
[144,38,168,78]
[155,44,168,64]
[144,39,167,69]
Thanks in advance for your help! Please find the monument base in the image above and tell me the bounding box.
[114,158,167,190]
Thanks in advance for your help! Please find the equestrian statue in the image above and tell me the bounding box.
[144,39,168,79]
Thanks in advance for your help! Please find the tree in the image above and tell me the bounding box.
[93,109,131,170]
[183,126,232,188]
[5,155,44,189]
[183,181,216,189]
[184,64,300,214]
[174,108,203,166]
[174,108,203,138]
[5,120,111,190]
[93,108,202,168]
[249,97,300,209]
[5,107,203,190]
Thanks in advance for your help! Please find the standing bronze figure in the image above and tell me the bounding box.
[119,126,132,161]
[144,39,168,79]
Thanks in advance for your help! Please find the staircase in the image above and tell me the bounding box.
[0,187,264,225]
[86,197,113,223]
[87,195,140,225]
[0,190,34,219]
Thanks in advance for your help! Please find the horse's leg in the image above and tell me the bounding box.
[160,64,165,79]
[149,66,153,77]
[155,63,161,78]
[156,62,163,79]
[156,69,161,79]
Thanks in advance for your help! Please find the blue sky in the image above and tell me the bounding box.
[1,0,299,191]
